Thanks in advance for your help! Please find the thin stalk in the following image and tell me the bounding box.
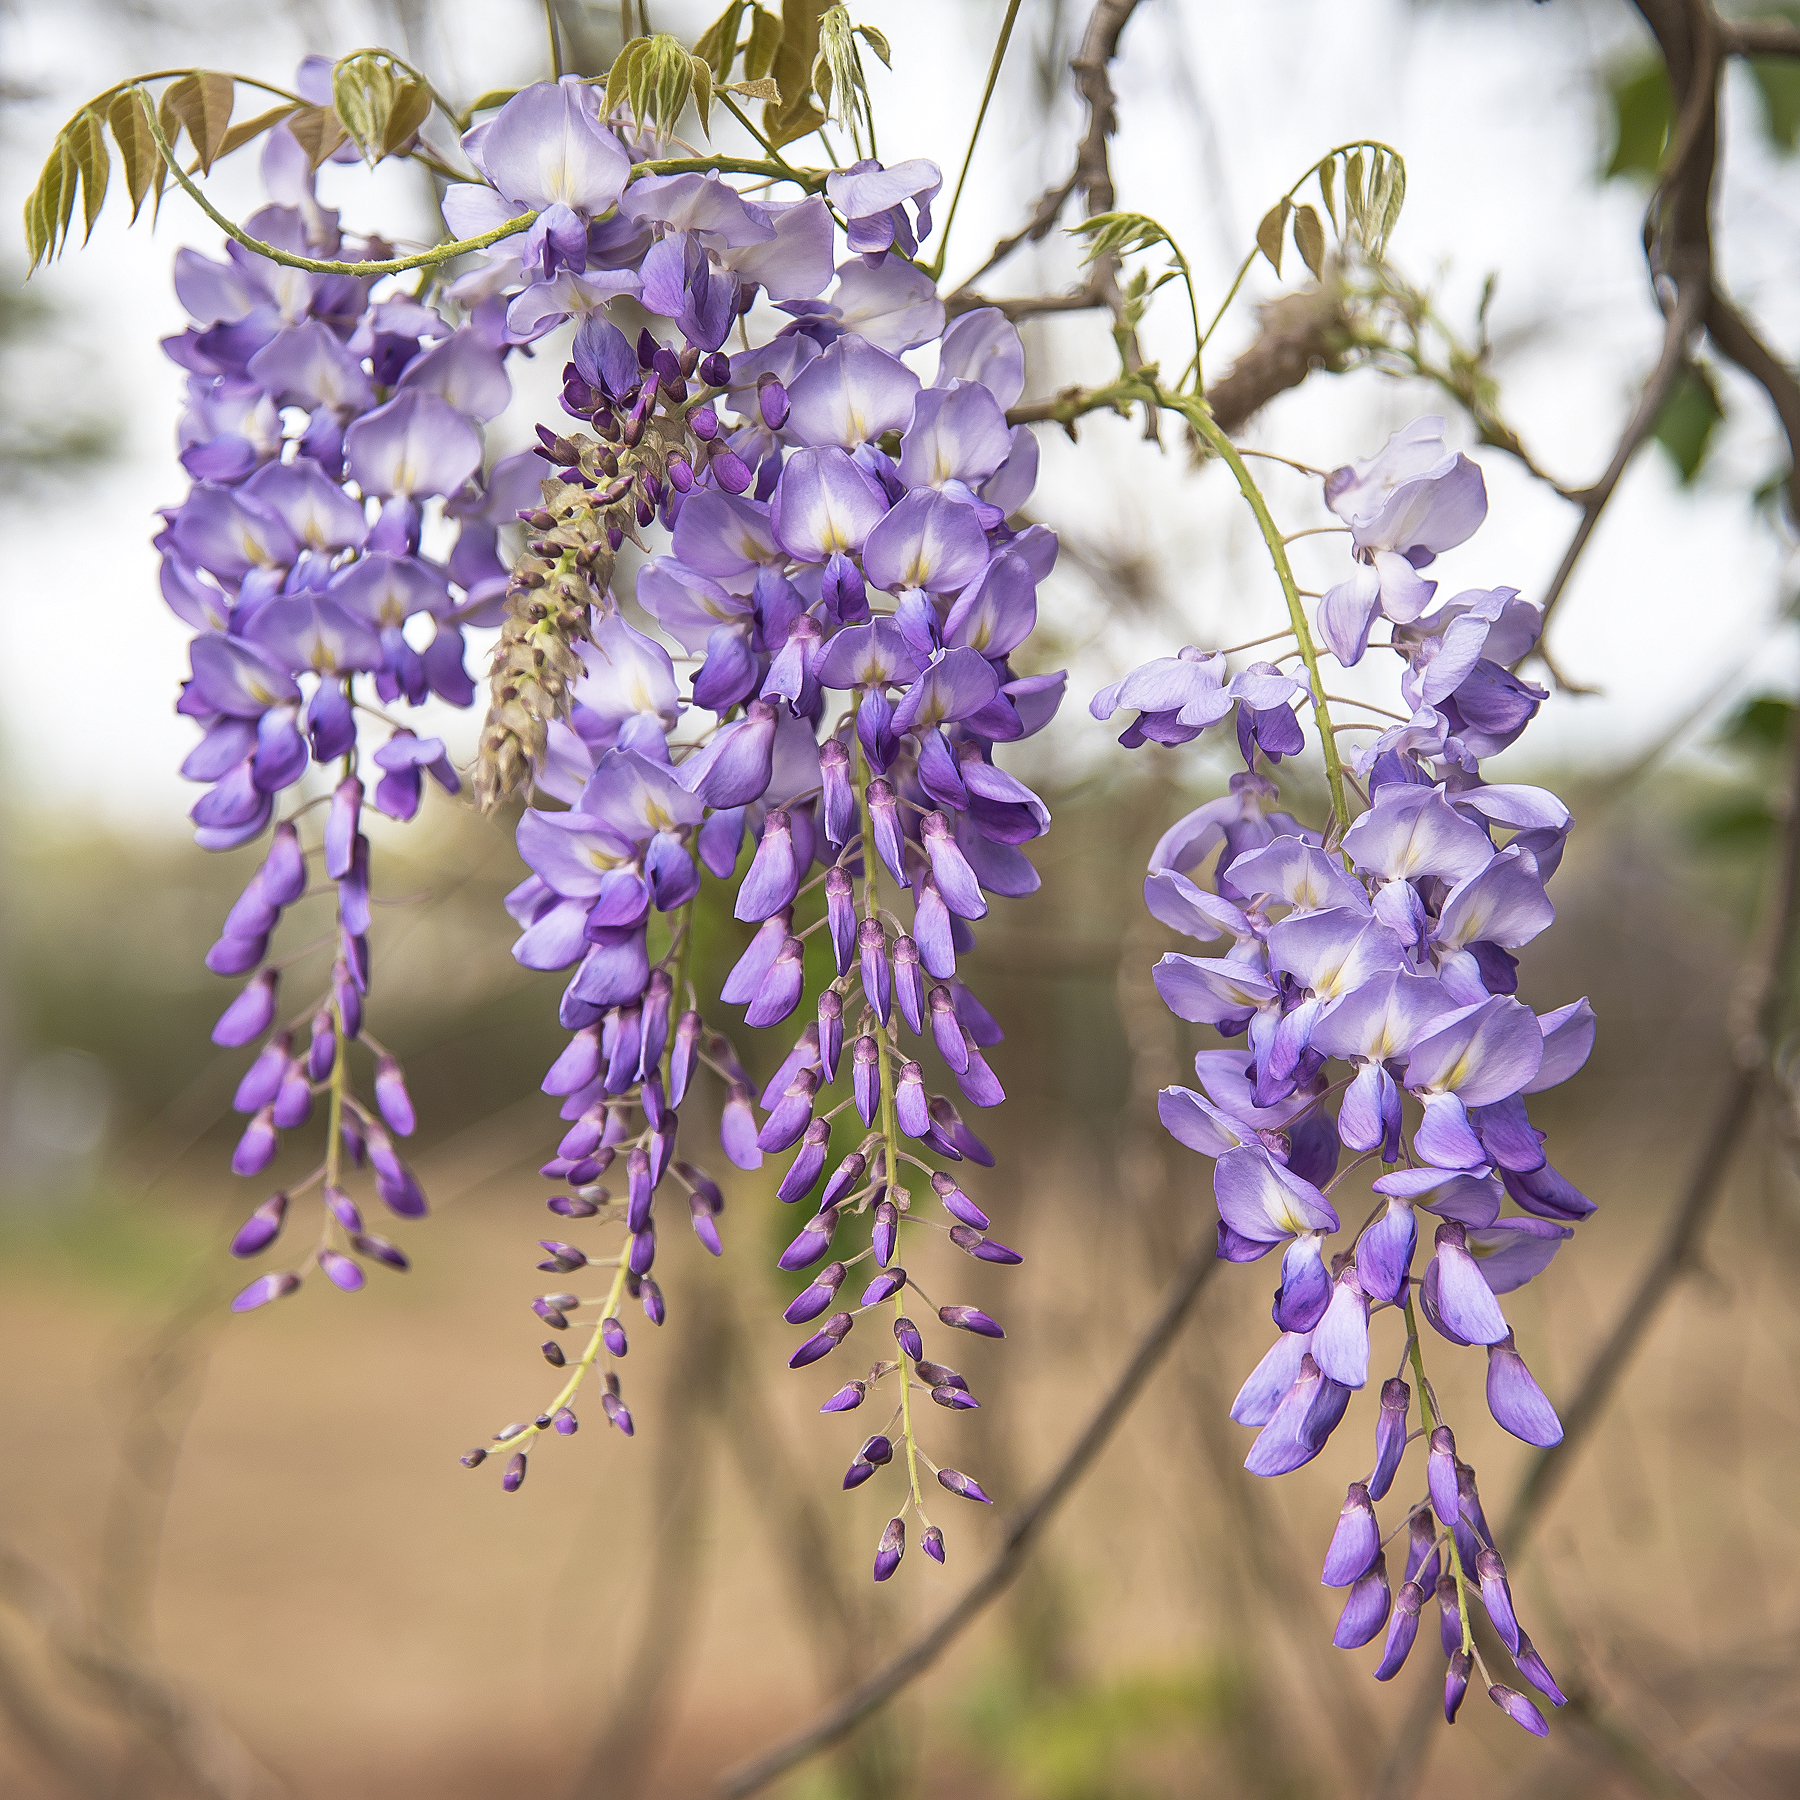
[928,0,1023,281]
[851,722,923,1511]
[1169,391,1353,832]
[544,0,565,79]
[1401,1293,1474,1654]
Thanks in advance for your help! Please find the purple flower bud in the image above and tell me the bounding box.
[213,970,279,1047]
[461,1448,487,1467]
[920,812,986,919]
[857,919,892,1025]
[351,1232,408,1272]
[640,970,673,1077]
[234,1033,292,1114]
[894,1315,924,1361]
[1512,1631,1568,1707]
[746,937,806,1028]
[825,868,857,976]
[786,1260,847,1324]
[949,1224,1022,1265]
[1436,1574,1464,1660]
[601,1392,634,1435]
[712,448,753,493]
[307,1011,337,1082]
[230,1192,288,1257]
[1321,1482,1380,1586]
[927,986,969,1073]
[689,1195,724,1257]
[624,1146,653,1232]
[319,1248,365,1293]
[339,833,373,937]
[843,1458,877,1490]
[1475,1547,1521,1654]
[629,1224,656,1274]
[758,374,790,430]
[760,1068,820,1153]
[545,1027,601,1097]
[1444,1649,1472,1723]
[779,1205,839,1272]
[866,779,908,884]
[912,880,956,980]
[778,1118,833,1203]
[862,1268,905,1305]
[1427,1426,1459,1525]
[534,1297,570,1330]
[232,1106,279,1177]
[853,1036,882,1126]
[222,873,278,941]
[1367,1377,1411,1501]
[232,1270,300,1312]
[872,1198,899,1268]
[272,1062,312,1131]
[669,1010,702,1108]
[1488,1682,1548,1738]
[891,937,925,1033]
[931,1171,989,1229]
[737,809,800,922]
[916,1359,965,1392]
[821,1380,867,1413]
[923,1526,945,1563]
[538,1238,589,1270]
[820,739,855,846]
[818,989,844,1084]
[721,1081,763,1170]
[938,1303,1003,1339]
[602,1316,627,1357]
[262,820,306,906]
[1332,1549,1390,1648]
[332,960,362,1040]
[821,1152,866,1211]
[936,1468,994,1505]
[1374,1579,1426,1681]
[1485,1331,1563,1447]
[205,931,268,977]
[691,402,718,440]
[375,1056,415,1136]
[700,351,731,386]
[929,1095,993,1165]
[894,1061,930,1137]
[639,1276,666,1325]
[953,1042,1005,1110]
[933,1385,979,1410]
[502,1452,528,1493]
[553,1407,578,1435]
[604,1004,643,1094]
[789,1309,854,1368]
[856,1434,893,1468]
[873,1516,905,1583]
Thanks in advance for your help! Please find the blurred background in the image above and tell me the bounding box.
[4,1,1800,1796]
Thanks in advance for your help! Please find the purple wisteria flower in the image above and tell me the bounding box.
[1109,414,1591,1734]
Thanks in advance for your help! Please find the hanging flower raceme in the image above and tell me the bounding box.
[165,101,518,1312]
[1107,416,1592,1733]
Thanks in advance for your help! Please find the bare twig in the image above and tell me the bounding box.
[713,1237,1221,1798]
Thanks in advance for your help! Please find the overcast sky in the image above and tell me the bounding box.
[5,0,1796,838]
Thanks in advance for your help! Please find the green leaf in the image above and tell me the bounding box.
[744,4,783,79]
[1749,53,1800,154]
[68,110,110,243]
[333,53,396,166]
[1318,155,1337,233]
[1603,58,1671,181]
[690,55,715,134]
[855,23,891,67]
[288,103,349,168]
[1653,363,1723,484]
[463,88,520,117]
[1377,155,1406,254]
[23,138,63,269]
[1293,203,1325,278]
[212,102,300,165]
[694,1,745,79]
[765,0,831,147]
[107,88,158,222]
[1344,149,1366,234]
[1255,199,1290,275]
[382,79,432,156]
[164,71,236,173]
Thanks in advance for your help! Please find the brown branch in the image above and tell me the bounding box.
[1718,17,1800,56]
[713,1237,1222,1798]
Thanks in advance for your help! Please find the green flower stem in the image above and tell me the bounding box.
[137,85,824,278]
[928,0,1023,282]
[1159,388,1354,836]
[1402,1291,1475,1655]
[851,720,923,1512]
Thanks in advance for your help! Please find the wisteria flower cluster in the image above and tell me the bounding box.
[154,66,1053,1579]
[1098,417,1593,1732]
[163,87,536,1305]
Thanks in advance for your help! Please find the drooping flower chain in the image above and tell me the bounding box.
[1099,418,1591,1732]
